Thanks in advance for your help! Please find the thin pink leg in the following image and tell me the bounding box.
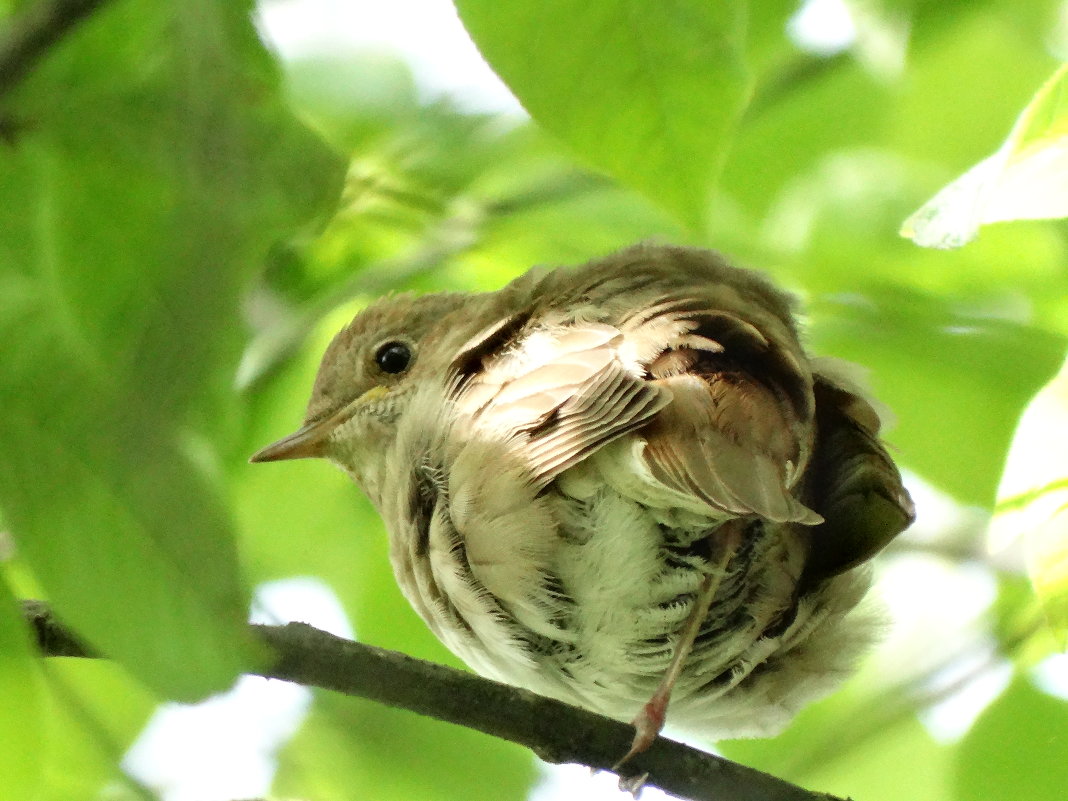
[613,520,744,771]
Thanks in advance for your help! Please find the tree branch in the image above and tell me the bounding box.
[0,0,112,98]
[23,600,846,801]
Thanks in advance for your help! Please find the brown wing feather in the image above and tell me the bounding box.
[643,373,821,524]
[800,372,915,582]
[521,360,671,484]
[446,262,893,539]
[447,322,671,490]
[636,305,822,524]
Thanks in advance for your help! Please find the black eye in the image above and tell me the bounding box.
[374,341,412,374]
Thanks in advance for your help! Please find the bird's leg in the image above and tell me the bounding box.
[613,519,745,771]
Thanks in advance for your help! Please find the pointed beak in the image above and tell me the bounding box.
[249,416,335,463]
[249,385,390,464]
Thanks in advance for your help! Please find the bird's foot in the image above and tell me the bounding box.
[612,692,667,772]
[617,771,649,797]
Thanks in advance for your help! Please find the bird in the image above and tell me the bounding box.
[251,243,914,762]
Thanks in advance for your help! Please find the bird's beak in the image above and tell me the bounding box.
[248,416,335,463]
[249,386,390,463]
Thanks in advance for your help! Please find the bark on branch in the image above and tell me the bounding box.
[22,600,847,801]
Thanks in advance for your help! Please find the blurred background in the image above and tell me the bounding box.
[1,0,1067,800]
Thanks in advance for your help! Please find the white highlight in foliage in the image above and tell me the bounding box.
[903,64,1068,248]
[256,0,523,114]
[122,578,353,801]
[531,762,676,801]
[788,0,856,55]
[920,649,1013,743]
[1033,653,1068,701]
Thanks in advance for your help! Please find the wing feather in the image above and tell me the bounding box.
[448,322,671,489]
[643,375,821,524]
[446,281,822,525]
[800,367,915,580]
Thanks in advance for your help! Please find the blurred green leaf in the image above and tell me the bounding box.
[747,0,807,74]
[802,715,954,801]
[991,358,1068,641]
[1028,498,1068,639]
[38,659,156,801]
[273,692,536,801]
[0,580,43,799]
[904,63,1068,249]
[724,56,888,217]
[955,675,1068,801]
[0,0,344,699]
[808,289,1066,507]
[729,3,1057,221]
[721,694,955,801]
[455,0,751,228]
[987,573,1060,666]
[761,151,1068,319]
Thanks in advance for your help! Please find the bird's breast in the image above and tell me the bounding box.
[380,423,823,718]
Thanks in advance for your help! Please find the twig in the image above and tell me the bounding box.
[23,600,846,801]
[0,0,111,97]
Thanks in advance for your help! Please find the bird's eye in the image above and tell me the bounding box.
[374,341,413,374]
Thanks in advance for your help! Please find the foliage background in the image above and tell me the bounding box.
[1,0,1066,800]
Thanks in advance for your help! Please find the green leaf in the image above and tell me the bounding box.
[1029,501,1068,639]
[727,4,1057,222]
[807,288,1067,507]
[273,692,536,801]
[991,358,1068,642]
[454,0,751,228]
[38,659,157,801]
[721,696,954,801]
[802,715,954,801]
[0,581,43,799]
[903,62,1068,249]
[955,675,1068,801]
[0,1,344,699]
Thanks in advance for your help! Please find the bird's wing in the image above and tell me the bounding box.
[441,316,670,619]
[446,317,671,490]
[799,360,915,581]
[445,295,822,526]
[630,300,822,524]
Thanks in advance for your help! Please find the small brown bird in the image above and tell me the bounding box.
[252,243,913,759]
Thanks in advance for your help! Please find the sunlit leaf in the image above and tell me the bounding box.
[721,695,955,801]
[992,357,1068,642]
[0,1,344,699]
[903,62,1068,249]
[455,0,751,228]
[807,288,1066,508]
[955,675,1068,801]
[273,692,536,801]
[0,581,43,799]
[38,660,157,801]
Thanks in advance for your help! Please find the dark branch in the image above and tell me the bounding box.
[0,0,112,98]
[24,601,845,801]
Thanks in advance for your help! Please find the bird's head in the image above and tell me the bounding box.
[250,291,470,489]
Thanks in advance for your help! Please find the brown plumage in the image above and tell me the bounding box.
[253,243,914,750]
